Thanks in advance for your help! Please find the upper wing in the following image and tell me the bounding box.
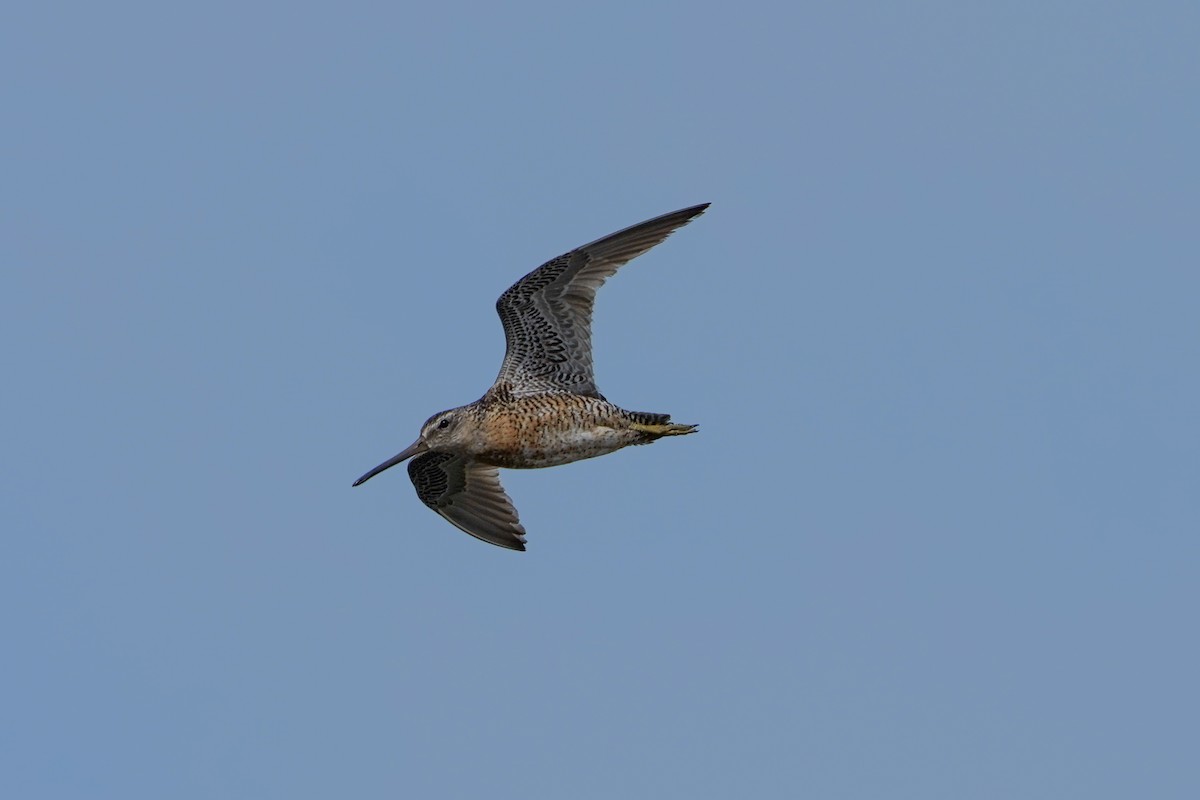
[407,452,527,551]
[492,203,709,398]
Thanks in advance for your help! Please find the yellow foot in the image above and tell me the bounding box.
[630,422,699,437]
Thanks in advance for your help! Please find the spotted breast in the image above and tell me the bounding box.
[476,392,641,469]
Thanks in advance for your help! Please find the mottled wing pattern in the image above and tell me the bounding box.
[407,452,527,551]
[493,203,709,397]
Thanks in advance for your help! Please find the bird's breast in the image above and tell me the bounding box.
[474,396,634,469]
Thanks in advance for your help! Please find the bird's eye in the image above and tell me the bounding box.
[438,418,451,429]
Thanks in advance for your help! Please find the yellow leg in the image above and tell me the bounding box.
[629,422,698,437]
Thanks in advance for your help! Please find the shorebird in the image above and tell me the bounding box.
[353,203,709,551]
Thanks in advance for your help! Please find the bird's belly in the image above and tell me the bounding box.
[484,425,631,469]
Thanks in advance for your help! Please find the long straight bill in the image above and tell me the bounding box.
[352,439,426,486]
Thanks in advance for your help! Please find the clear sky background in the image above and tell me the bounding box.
[3,2,1197,798]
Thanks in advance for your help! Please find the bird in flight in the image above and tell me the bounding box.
[353,203,709,551]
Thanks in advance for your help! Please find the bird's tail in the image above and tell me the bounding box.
[628,412,698,438]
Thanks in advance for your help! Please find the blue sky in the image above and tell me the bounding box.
[3,2,1197,797]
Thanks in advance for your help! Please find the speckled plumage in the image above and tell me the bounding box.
[469,384,672,469]
[353,204,708,551]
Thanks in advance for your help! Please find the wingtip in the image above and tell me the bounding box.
[678,203,711,228]
[676,202,710,220]
[494,535,527,552]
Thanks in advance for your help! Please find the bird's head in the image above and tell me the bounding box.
[352,407,472,487]
[415,407,473,451]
